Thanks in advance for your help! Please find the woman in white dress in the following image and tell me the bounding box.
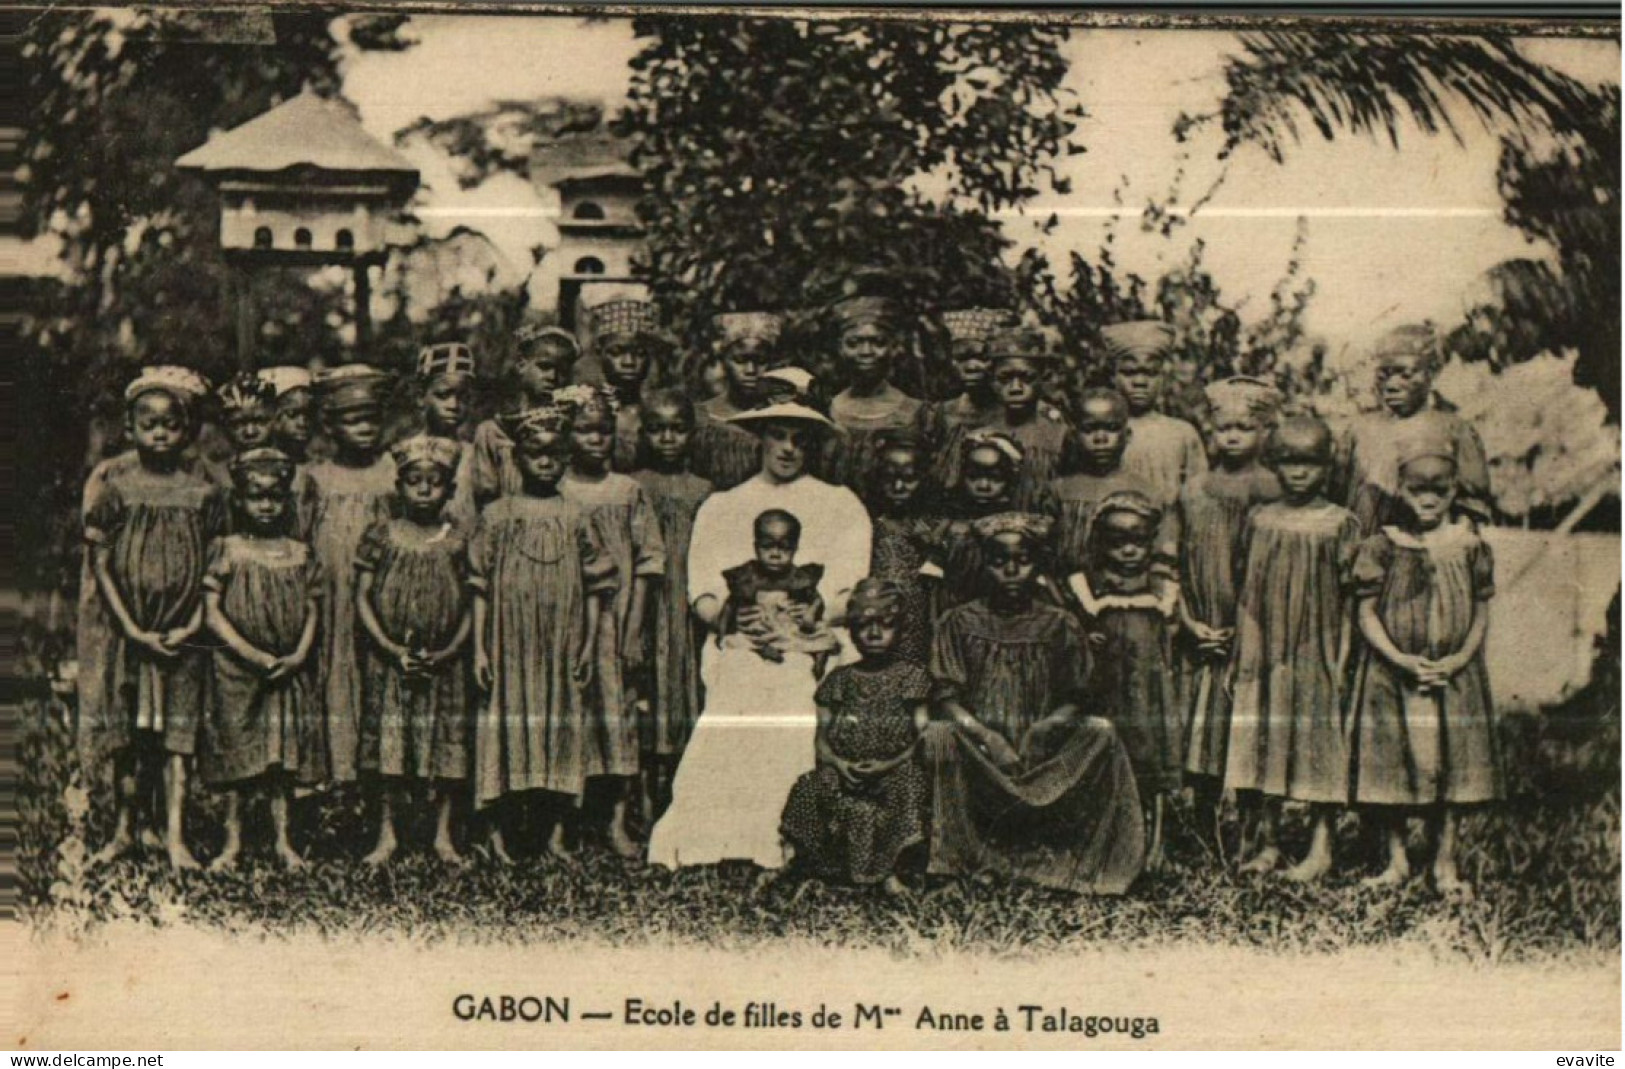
[648,403,873,869]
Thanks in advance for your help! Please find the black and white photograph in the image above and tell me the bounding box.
[11,3,1622,1050]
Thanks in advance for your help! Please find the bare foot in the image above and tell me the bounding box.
[208,843,241,873]
[90,829,137,868]
[608,822,641,862]
[167,840,202,872]
[1143,842,1168,875]
[139,828,165,854]
[545,825,576,864]
[276,843,307,871]
[1432,863,1473,901]
[880,874,910,900]
[362,841,396,867]
[1283,851,1333,884]
[1238,846,1280,875]
[487,831,514,866]
[434,837,466,867]
[1360,861,1411,889]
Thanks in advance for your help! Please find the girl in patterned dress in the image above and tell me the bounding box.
[415,343,479,529]
[1226,415,1361,882]
[1069,491,1181,870]
[80,366,223,870]
[780,579,930,895]
[356,436,473,867]
[557,384,665,856]
[1347,437,1501,897]
[306,365,396,786]
[202,448,321,871]
[472,325,578,509]
[469,405,617,861]
[863,432,941,666]
[630,390,714,816]
[1178,378,1281,812]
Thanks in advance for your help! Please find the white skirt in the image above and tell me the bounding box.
[647,643,820,870]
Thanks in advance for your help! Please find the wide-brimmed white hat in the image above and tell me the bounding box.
[725,402,836,432]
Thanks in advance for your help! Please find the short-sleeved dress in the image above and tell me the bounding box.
[632,469,713,757]
[1347,522,1502,806]
[306,455,396,784]
[201,534,323,787]
[78,453,225,761]
[923,599,1146,894]
[1121,412,1208,506]
[825,388,926,491]
[780,657,929,884]
[1072,569,1180,796]
[689,396,763,492]
[467,494,618,805]
[1335,406,1493,535]
[868,513,941,665]
[1049,468,1179,580]
[356,517,471,782]
[1177,465,1281,779]
[561,472,665,779]
[1224,501,1360,803]
[931,600,1090,747]
[471,418,521,507]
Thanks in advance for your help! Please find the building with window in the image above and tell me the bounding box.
[530,131,644,330]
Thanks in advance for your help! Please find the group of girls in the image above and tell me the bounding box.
[76,289,1502,899]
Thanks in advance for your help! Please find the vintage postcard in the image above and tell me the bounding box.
[11,3,1622,1051]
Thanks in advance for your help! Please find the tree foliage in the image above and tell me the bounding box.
[1016,216,1320,425]
[615,16,1083,372]
[19,11,416,593]
[1181,31,1620,419]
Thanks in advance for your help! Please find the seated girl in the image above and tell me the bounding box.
[922,512,1146,895]
[780,579,929,896]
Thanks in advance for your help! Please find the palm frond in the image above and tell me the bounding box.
[1195,32,1600,162]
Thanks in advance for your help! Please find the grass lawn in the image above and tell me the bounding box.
[20,691,1621,964]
